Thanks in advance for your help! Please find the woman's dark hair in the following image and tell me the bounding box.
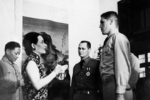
[40,32,53,55]
[23,32,41,56]
[40,32,58,61]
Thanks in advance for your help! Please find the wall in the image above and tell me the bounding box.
[23,0,68,24]
[69,0,119,78]
[0,0,22,71]
[0,0,119,75]
[23,17,68,53]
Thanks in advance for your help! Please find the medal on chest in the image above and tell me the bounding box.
[86,72,90,76]
[86,67,90,76]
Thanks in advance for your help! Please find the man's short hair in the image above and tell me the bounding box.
[80,40,91,49]
[101,11,119,27]
[5,41,20,52]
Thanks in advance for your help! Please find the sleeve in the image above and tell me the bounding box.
[0,62,18,94]
[69,68,76,100]
[114,34,131,94]
[95,61,103,99]
[95,61,101,90]
[129,53,140,88]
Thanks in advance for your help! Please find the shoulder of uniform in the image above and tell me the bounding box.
[112,33,128,42]
[73,62,80,69]
[0,59,6,65]
[90,58,100,63]
[0,60,3,64]
[111,32,122,38]
[0,60,8,69]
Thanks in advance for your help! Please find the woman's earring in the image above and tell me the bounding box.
[32,47,35,50]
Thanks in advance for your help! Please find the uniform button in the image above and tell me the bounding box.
[87,91,90,94]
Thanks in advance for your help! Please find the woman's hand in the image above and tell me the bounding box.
[55,64,68,80]
[54,64,68,75]
[116,93,124,100]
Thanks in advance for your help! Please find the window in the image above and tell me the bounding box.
[139,67,146,78]
[147,52,150,62]
[138,54,145,64]
[138,54,146,78]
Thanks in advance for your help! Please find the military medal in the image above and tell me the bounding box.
[86,72,90,76]
[86,67,90,76]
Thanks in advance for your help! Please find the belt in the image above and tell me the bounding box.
[75,90,99,94]
[102,75,115,84]
[126,88,132,91]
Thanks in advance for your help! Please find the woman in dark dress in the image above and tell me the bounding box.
[22,32,68,100]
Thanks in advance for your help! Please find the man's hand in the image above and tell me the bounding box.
[116,93,124,100]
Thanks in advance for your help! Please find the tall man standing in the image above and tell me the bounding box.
[0,41,24,100]
[70,40,102,100]
[99,11,132,100]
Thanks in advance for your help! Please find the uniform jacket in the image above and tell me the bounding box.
[0,56,23,100]
[100,33,131,94]
[70,57,101,100]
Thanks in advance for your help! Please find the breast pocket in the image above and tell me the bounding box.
[6,71,17,82]
[85,67,95,79]
[102,45,113,61]
[0,71,18,94]
[103,46,110,53]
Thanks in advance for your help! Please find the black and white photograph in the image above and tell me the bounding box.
[0,0,150,100]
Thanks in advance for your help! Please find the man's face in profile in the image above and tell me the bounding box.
[100,17,111,35]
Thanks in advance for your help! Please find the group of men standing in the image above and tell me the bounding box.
[70,11,135,100]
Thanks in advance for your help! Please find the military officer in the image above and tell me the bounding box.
[99,11,132,100]
[70,40,102,100]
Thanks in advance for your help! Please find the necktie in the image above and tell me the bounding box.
[80,60,85,69]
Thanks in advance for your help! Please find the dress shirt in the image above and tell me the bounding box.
[0,56,23,100]
[100,33,131,94]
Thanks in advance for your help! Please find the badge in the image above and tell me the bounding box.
[86,72,90,76]
[87,67,90,71]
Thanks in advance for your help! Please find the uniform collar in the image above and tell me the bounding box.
[108,33,116,38]
[82,56,90,64]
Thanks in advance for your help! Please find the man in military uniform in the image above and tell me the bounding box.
[70,40,102,100]
[0,41,24,100]
[99,11,132,100]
